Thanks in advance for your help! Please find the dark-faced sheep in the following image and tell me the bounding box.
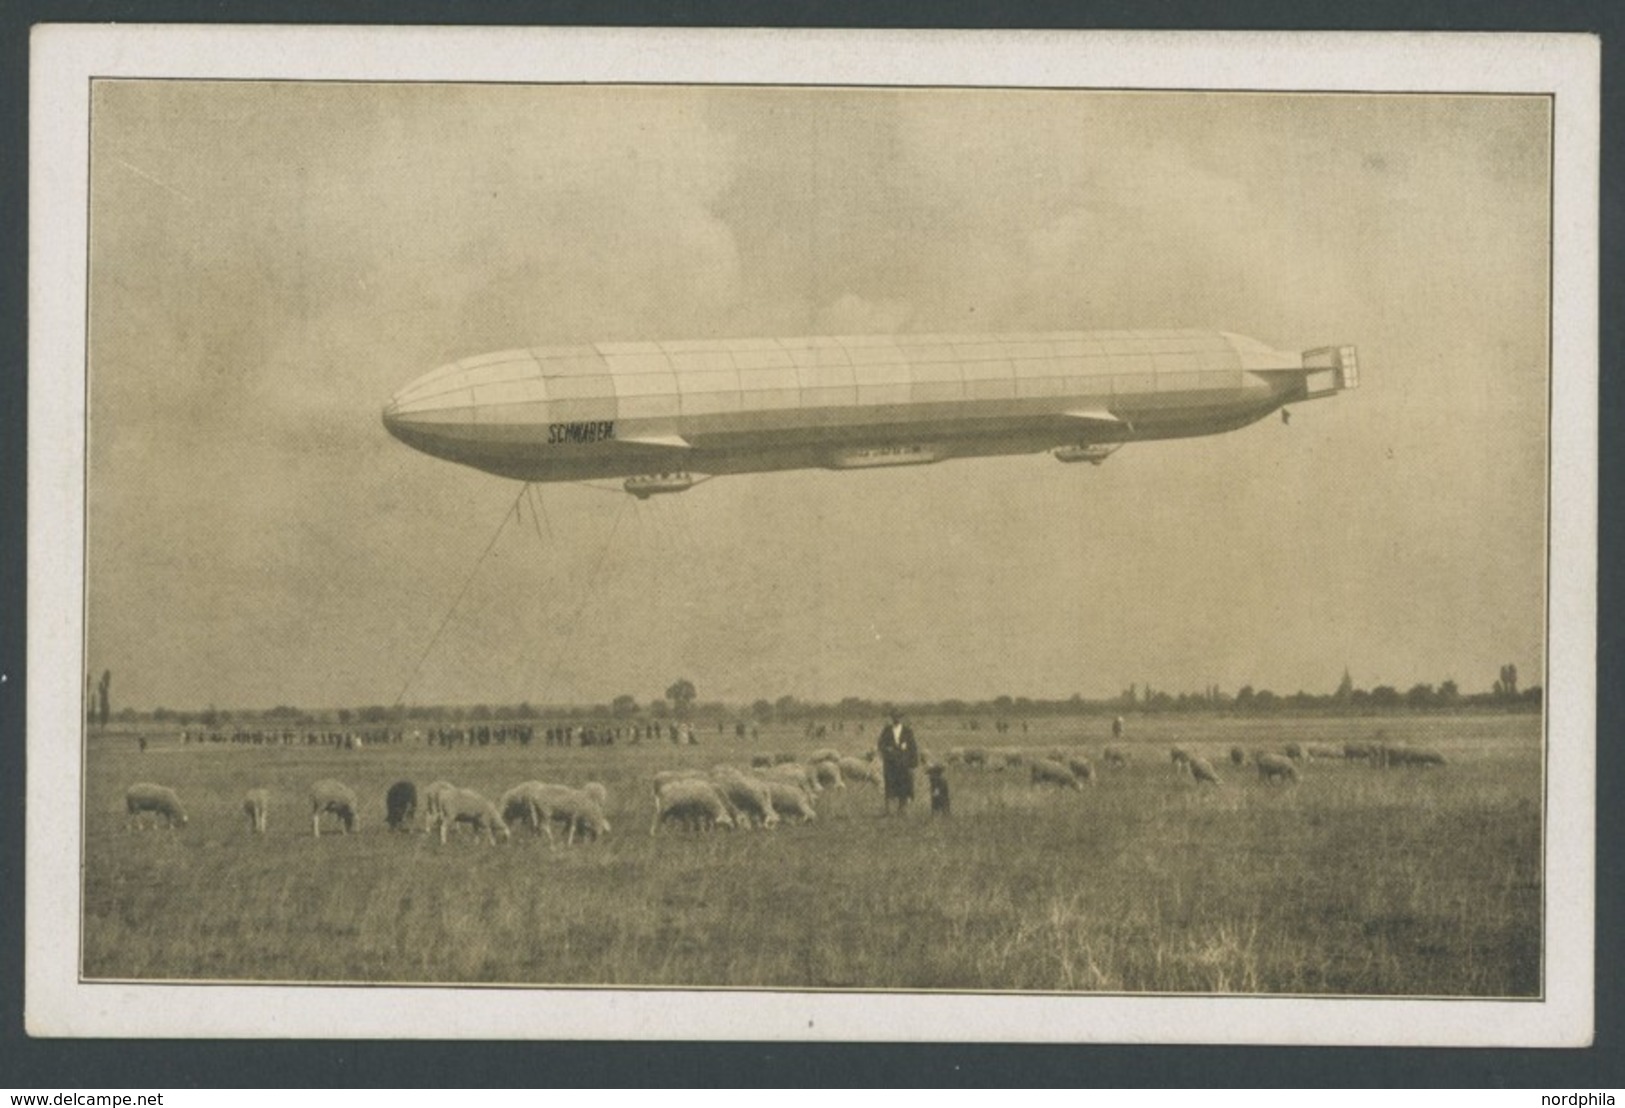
[125,783,187,829]
[749,753,773,768]
[385,781,417,831]
[242,788,269,834]
[1187,756,1222,786]
[1102,745,1129,767]
[1230,746,1248,767]
[1256,753,1298,784]
[1283,742,1307,764]
[652,778,736,834]
[309,779,359,837]
[1030,758,1082,790]
[1170,746,1191,770]
[435,787,509,845]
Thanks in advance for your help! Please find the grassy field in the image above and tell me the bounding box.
[80,712,1541,995]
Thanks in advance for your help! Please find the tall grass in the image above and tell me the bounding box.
[81,714,1541,995]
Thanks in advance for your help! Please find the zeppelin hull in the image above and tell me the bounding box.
[384,330,1356,485]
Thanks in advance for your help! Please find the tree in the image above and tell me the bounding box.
[751,698,774,722]
[611,694,638,719]
[1334,668,1355,702]
[666,679,697,718]
[1438,679,1459,705]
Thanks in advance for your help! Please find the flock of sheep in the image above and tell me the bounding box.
[119,734,1448,836]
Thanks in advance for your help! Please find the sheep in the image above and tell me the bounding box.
[651,768,706,795]
[1344,741,1382,763]
[771,752,797,765]
[581,781,609,809]
[124,783,188,829]
[1102,745,1129,767]
[499,781,555,833]
[1170,746,1191,770]
[434,787,509,845]
[1283,742,1308,764]
[385,780,417,831]
[710,767,779,829]
[242,788,269,834]
[1256,752,1299,784]
[1306,743,1344,760]
[1030,758,1082,790]
[749,754,773,768]
[764,761,821,794]
[836,755,880,786]
[651,778,736,834]
[1386,746,1447,768]
[1230,746,1248,767]
[758,776,817,823]
[1002,750,1028,768]
[961,747,988,768]
[812,759,845,790]
[310,779,359,837]
[421,779,456,833]
[521,783,609,844]
[1187,756,1222,786]
[808,748,842,765]
[1066,756,1097,786]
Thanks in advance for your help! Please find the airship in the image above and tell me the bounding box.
[383,329,1357,496]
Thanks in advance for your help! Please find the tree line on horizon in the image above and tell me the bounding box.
[99,665,1542,729]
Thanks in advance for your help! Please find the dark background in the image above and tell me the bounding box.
[1,0,1618,1088]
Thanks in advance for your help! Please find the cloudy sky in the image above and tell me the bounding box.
[84,82,1550,711]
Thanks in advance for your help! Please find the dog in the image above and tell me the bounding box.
[926,764,951,816]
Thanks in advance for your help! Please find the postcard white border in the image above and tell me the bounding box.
[27,26,1599,1044]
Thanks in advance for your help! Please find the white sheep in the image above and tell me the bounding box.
[651,778,736,834]
[242,788,269,834]
[836,756,880,786]
[710,767,780,829]
[581,781,609,809]
[309,779,359,836]
[434,787,510,845]
[1065,756,1097,786]
[1187,756,1222,786]
[421,779,456,833]
[1029,758,1082,790]
[756,776,817,824]
[499,781,555,833]
[1256,752,1298,784]
[812,759,845,790]
[764,761,821,794]
[519,783,610,845]
[808,748,842,765]
[126,783,188,829]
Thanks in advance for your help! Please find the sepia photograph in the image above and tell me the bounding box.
[26,27,1598,1043]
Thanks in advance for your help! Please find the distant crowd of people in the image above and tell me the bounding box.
[181,728,407,749]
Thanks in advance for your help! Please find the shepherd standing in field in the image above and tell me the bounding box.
[877,709,920,815]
